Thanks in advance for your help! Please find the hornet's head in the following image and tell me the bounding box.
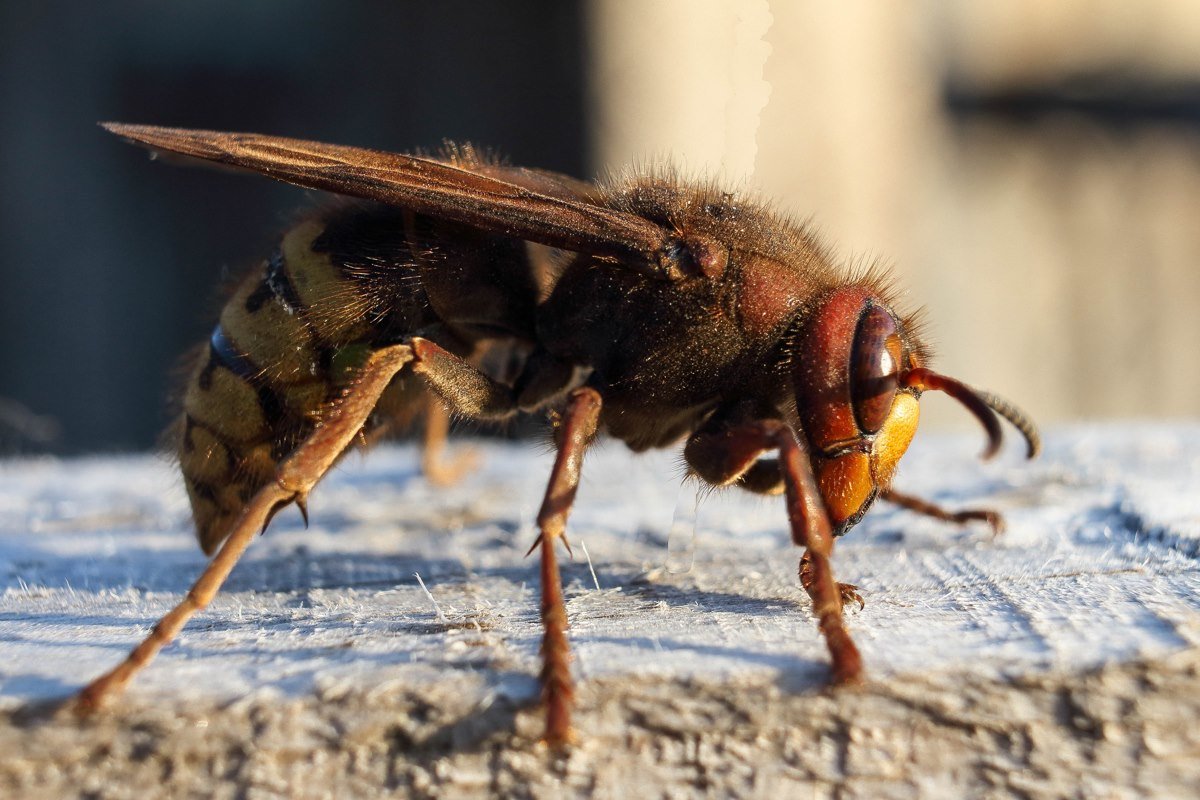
[789,286,1039,534]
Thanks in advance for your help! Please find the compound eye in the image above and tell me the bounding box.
[851,305,902,434]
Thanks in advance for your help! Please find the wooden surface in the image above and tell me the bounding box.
[2,424,1199,797]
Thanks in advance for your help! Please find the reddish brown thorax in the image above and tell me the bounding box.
[737,253,808,338]
[791,286,921,531]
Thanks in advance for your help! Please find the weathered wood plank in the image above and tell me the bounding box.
[2,425,1197,796]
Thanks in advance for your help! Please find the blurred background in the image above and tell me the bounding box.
[2,1,1198,454]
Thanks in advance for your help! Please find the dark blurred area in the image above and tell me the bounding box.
[6,3,1200,455]
[0,1,586,454]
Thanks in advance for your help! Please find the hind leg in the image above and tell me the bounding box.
[74,337,536,712]
[73,344,417,713]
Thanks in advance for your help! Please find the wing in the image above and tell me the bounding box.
[101,123,673,272]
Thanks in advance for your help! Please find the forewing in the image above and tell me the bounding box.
[102,123,669,265]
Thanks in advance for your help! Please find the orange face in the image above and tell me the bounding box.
[792,288,922,533]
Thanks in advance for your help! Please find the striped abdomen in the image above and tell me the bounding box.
[177,202,544,554]
[179,206,436,554]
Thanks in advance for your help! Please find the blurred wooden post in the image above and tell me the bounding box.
[586,1,1200,427]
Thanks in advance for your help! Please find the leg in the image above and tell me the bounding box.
[73,344,415,713]
[409,337,520,420]
[409,337,579,489]
[419,395,480,487]
[800,551,864,611]
[774,427,863,684]
[531,387,602,747]
[685,420,862,685]
[881,488,1004,534]
[362,336,493,485]
[412,337,579,419]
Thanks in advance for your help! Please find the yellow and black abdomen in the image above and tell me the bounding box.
[178,205,437,554]
[177,201,545,554]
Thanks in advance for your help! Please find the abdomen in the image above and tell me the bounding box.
[178,206,442,553]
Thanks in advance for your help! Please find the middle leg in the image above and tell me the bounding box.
[404,337,601,743]
[531,386,602,747]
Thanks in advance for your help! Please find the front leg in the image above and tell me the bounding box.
[685,420,863,685]
[881,487,1004,534]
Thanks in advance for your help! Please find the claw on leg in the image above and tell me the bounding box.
[800,551,864,611]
